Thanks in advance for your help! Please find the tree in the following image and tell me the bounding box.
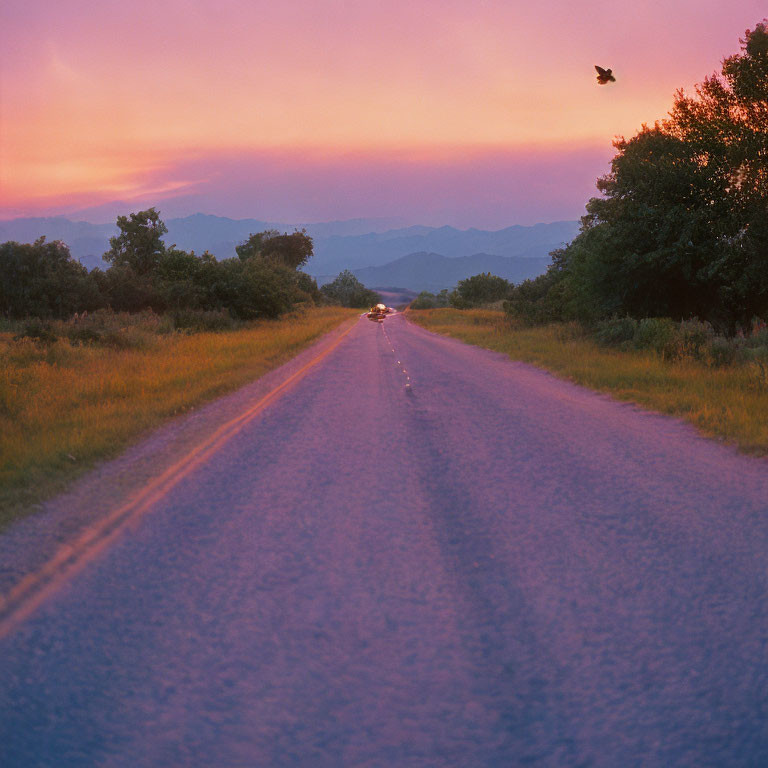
[450,272,511,307]
[236,229,313,270]
[320,270,379,307]
[411,289,451,309]
[0,238,103,318]
[104,208,167,275]
[527,20,768,330]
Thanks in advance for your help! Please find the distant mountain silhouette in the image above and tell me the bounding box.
[335,251,552,292]
[0,214,575,274]
[308,220,578,274]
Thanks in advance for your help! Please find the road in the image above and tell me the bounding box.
[2,312,768,767]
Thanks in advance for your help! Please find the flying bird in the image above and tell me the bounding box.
[595,65,616,85]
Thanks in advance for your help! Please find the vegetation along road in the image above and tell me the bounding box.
[2,311,768,766]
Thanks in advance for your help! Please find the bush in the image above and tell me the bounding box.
[0,239,104,319]
[14,318,58,345]
[707,336,738,367]
[452,273,511,308]
[675,319,715,360]
[504,270,569,325]
[633,318,679,357]
[411,291,437,309]
[171,309,235,332]
[320,271,379,308]
[594,316,638,346]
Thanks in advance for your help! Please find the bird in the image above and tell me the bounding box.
[595,65,616,85]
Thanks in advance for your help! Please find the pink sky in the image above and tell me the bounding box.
[0,0,764,226]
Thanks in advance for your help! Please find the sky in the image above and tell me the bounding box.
[0,0,764,227]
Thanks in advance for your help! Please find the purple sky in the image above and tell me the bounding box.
[1,0,764,226]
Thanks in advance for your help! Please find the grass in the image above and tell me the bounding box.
[409,308,768,456]
[0,307,357,527]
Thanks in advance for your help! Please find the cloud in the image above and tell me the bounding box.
[1,145,615,227]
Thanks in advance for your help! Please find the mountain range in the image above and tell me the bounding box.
[342,252,552,293]
[0,214,576,291]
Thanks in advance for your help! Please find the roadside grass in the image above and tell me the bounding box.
[0,307,357,528]
[409,308,768,456]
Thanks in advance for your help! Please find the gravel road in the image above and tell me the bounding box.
[2,312,767,767]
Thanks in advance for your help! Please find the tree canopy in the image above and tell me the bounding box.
[320,270,379,308]
[509,20,768,331]
[103,208,168,275]
[3,210,320,321]
[235,229,313,270]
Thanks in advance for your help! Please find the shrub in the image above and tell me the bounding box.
[320,271,379,308]
[706,336,738,367]
[411,291,437,309]
[172,309,235,332]
[452,273,511,308]
[594,316,638,346]
[674,319,715,360]
[14,318,58,345]
[633,318,678,357]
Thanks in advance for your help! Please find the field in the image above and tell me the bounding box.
[0,307,357,527]
[409,308,768,456]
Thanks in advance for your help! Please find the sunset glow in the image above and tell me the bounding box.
[1,0,764,225]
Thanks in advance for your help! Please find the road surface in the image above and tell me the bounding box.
[2,313,768,766]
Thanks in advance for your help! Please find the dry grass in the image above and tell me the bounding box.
[0,307,356,526]
[409,308,768,455]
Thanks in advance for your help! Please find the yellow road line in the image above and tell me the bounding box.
[0,319,358,640]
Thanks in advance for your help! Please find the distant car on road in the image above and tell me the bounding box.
[367,303,392,322]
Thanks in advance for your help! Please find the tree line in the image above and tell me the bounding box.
[0,209,380,320]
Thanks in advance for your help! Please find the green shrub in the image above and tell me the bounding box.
[633,318,678,356]
[706,336,738,367]
[14,319,58,346]
[172,309,236,332]
[674,319,715,360]
[594,316,638,346]
[452,273,511,308]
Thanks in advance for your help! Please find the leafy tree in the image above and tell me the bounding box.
[320,270,379,307]
[236,229,313,270]
[209,258,298,319]
[546,20,768,330]
[450,272,511,307]
[104,208,167,275]
[411,289,451,309]
[0,238,103,318]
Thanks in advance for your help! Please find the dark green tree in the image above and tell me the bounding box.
[104,208,167,275]
[320,270,379,307]
[236,229,313,270]
[450,272,511,308]
[522,20,768,330]
[0,238,103,318]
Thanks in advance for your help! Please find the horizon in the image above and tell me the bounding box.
[1,1,764,226]
[0,209,580,232]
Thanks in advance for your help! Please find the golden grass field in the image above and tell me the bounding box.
[0,307,357,527]
[409,308,768,456]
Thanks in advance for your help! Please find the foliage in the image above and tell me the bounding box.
[504,265,571,325]
[103,208,168,275]
[450,272,512,308]
[593,316,639,347]
[0,238,104,319]
[14,318,59,345]
[320,270,380,307]
[410,289,450,309]
[235,229,313,270]
[2,209,321,323]
[506,21,768,331]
